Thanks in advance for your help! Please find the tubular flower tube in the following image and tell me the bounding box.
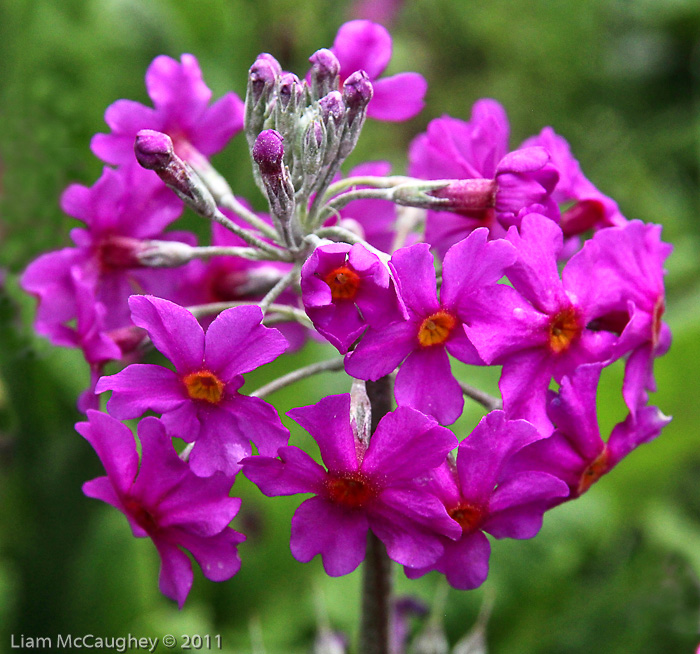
[408,99,560,257]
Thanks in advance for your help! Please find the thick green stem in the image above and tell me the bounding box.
[359,375,394,654]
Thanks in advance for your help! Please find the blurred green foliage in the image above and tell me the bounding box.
[1,0,700,652]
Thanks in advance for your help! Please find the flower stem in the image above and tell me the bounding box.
[359,375,395,654]
[360,531,394,654]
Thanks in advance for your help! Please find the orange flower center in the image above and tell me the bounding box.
[323,265,361,301]
[449,503,484,533]
[182,370,225,404]
[576,447,611,496]
[325,473,375,509]
[548,307,581,354]
[417,311,458,347]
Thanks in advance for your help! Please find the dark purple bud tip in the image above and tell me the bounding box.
[342,70,373,112]
[249,54,280,101]
[278,72,303,107]
[319,91,345,124]
[134,130,174,170]
[309,48,341,79]
[253,130,284,176]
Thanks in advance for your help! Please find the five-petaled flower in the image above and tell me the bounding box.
[79,410,245,608]
[242,394,461,575]
[96,295,289,477]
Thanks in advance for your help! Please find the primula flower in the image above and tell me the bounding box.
[330,20,427,122]
[92,54,244,166]
[21,164,188,343]
[466,213,626,433]
[405,411,568,590]
[562,220,671,413]
[408,99,559,257]
[504,364,670,503]
[242,394,461,576]
[96,295,289,477]
[79,411,244,608]
[522,127,627,237]
[300,242,403,354]
[345,229,516,425]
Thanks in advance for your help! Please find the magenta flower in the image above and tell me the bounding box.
[330,20,427,122]
[466,213,623,433]
[563,220,671,413]
[522,127,627,237]
[408,99,559,257]
[79,411,244,608]
[91,54,244,166]
[95,295,289,477]
[21,164,187,344]
[405,411,568,590]
[300,242,402,354]
[345,229,516,425]
[504,364,670,503]
[242,394,461,576]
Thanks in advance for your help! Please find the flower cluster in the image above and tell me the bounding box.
[22,18,670,616]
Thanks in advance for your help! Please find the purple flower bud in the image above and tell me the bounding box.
[430,178,497,211]
[257,52,282,75]
[309,48,341,87]
[305,119,325,150]
[278,72,303,110]
[248,54,280,104]
[134,130,174,170]
[319,91,345,125]
[343,70,373,124]
[252,129,285,177]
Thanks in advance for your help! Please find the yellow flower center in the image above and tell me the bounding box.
[417,311,458,347]
[182,370,225,404]
[548,307,581,354]
[324,265,361,301]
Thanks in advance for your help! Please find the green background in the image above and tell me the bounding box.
[1,0,700,652]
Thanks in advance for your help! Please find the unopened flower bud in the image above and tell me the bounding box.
[319,91,345,126]
[135,130,217,218]
[252,131,300,248]
[278,72,303,111]
[246,54,281,150]
[342,70,373,126]
[248,54,281,105]
[253,129,284,177]
[309,48,341,99]
[134,130,174,170]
